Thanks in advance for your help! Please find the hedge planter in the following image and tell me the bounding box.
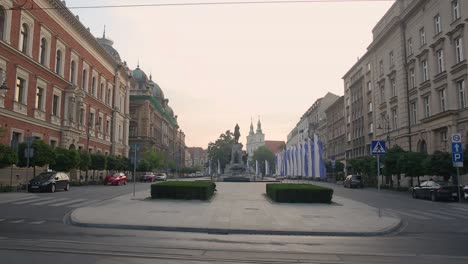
[151,181,216,201]
[266,183,333,203]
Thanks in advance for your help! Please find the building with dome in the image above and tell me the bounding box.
[129,66,185,171]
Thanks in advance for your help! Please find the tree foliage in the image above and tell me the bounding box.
[17,140,55,168]
[0,144,18,168]
[426,151,454,179]
[137,149,164,172]
[89,153,107,171]
[382,145,406,187]
[49,148,80,172]
[252,146,275,175]
[207,130,235,170]
[79,151,91,171]
[401,151,428,186]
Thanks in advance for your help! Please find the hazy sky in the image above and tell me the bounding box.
[66,0,394,148]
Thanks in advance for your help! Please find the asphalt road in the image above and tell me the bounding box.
[1,179,468,263]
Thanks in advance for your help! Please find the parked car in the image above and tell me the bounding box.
[412,180,461,201]
[104,172,128,185]
[343,175,363,188]
[141,172,156,182]
[28,171,70,193]
[154,173,167,181]
[464,185,468,200]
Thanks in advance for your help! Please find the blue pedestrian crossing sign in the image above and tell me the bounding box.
[371,141,386,155]
[451,133,463,167]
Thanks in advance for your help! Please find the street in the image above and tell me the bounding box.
[0,181,468,263]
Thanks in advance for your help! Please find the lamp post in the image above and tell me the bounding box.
[376,115,391,187]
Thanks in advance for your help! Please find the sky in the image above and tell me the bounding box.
[65,0,394,148]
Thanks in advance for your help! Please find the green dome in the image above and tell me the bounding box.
[149,80,165,99]
[132,67,148,83]
[165,105,174,117]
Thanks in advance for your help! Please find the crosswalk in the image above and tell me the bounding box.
[0,195,99,208]
[0,218,46,225]
[386,207,468,221]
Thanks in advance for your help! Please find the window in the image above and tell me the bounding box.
[367,81,371,92]
[458,80,466,109]
[15,77,26,104]
[100,83,104,101]
[369,123,374,133]
[453,0,460,20]
[107,88,111,105]
[98,117,103,132]
[39,38,47,65]
[441,130,447,142]
[439,88,446,112]
[91,77,96,96]
[389,51,394,66]
[347,114,350,124]
[421,60,428,81]
[380,84,385,103]
[367,63,371,72]
[391,79,396,97]
[411,102,417,125]
[55,50,62,75]
[19,24,28,54]
[52,95,59,116]
[106,120,110,134]
[89,112,95,129]
[407,38,413,55]
[79,109,84,125]
[368,102,373,112]
[70,61,76,84]
[409,69,415,88]
[392,109,398,129]
[82,69,87,90]
[12,131,22,144]
[434,14,441,34]
[0,6,5,41]
[436,49,445,73]
[346,97,349,106]
[379,60,384,75]
[420,27,426,46]
[347,132,351,142]
[423,96,430,118]
[50,140,57,148]
[455,37,464,63]
[36,87,45,110]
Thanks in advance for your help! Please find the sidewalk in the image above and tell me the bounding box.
[70,182,401,236]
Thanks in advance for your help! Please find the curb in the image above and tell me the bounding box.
[68,211,403,237]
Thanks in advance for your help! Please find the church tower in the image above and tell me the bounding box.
[246,118,265,161]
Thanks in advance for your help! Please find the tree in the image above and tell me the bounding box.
[252,146,275,176]
[402,151,428,186]
[137,159,151,172]
[17,140,55,177]
[49,148,80,172]
[89,153,107,179]
[382,145,406,187]
[106,155,121,172]
[137,149,164,172]
[79,151,91,171]
[426,151,454,180]
[0,144,18,168]
[207,130,235,170]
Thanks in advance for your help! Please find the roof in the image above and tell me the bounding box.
[130,95,179,128]
[264,140,286,154]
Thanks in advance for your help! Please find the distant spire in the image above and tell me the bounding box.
[249,117,254,135]
[137,59,140,68]
[256,117,262,134]
[103,25,106,38]
[149,73,152,81]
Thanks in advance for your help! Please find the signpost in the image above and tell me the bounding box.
[132,143,140,197]
[25,136,34,192]
[371,141,386,192]
[451,134,463,203]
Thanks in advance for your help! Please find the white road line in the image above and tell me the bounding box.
[438,210,468,219]
[9,220,24,224]
[450,206,468,212]
[386,209,430,220]
[28,197,57,205]
[49,198,87,207]
[29,221,45,225]
[0,195,38,204]
[67,200,99,208]
[31,197,69,206]
[414,210,453,220]
[0,219,5,222]
[12,197,54,205]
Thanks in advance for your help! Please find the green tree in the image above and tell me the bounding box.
[106,155,121,171]
[137,159,151,172]
[0,144,18,168]
[17,140,55,177]
[382,145,406,187]
[89,153,107,179]
[426,151,454,180]
[207,130,235,170]
[79,151,91,171]
[402,151,429,186]
[252,146,275,176]
[49,148,80,172]
[136,149,164,172]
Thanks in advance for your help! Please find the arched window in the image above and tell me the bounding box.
[39,38,47,65]
[55,50,62,75]
[70,60,76,84]
[19,23,28,53]
[91,76,96,95]
[0,6,5,41]
[82,69,87,90]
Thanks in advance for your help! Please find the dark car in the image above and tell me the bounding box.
[463,185,468,200]
[343,175,363,188]
[412,180,461,201]
[28,171,70,193]
[141,172,156,182]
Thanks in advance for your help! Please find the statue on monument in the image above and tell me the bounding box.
[234,124,240,144]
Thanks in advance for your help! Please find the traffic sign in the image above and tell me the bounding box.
[331,159,336,169]
[451,134,464,167]
[452,133,462,143]
[371,141,386,155]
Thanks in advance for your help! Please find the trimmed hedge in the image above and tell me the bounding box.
[266,183,333,203]
[151,181,216,200]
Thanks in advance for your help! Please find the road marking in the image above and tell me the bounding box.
[9,220,24,224]
[0,195,38,204]
[68,200,99,208]
[438,209,468,219]
[31,197,68,206]
[386,209,430,220]
[414,210,453,220]
[29,221,45,225]
[12,197,54,205]
[0,219,5,222]
[49,198,87,207]
[450,206,468,212]
[28,197,57,205]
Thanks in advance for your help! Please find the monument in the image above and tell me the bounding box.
[222,124,250,181]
